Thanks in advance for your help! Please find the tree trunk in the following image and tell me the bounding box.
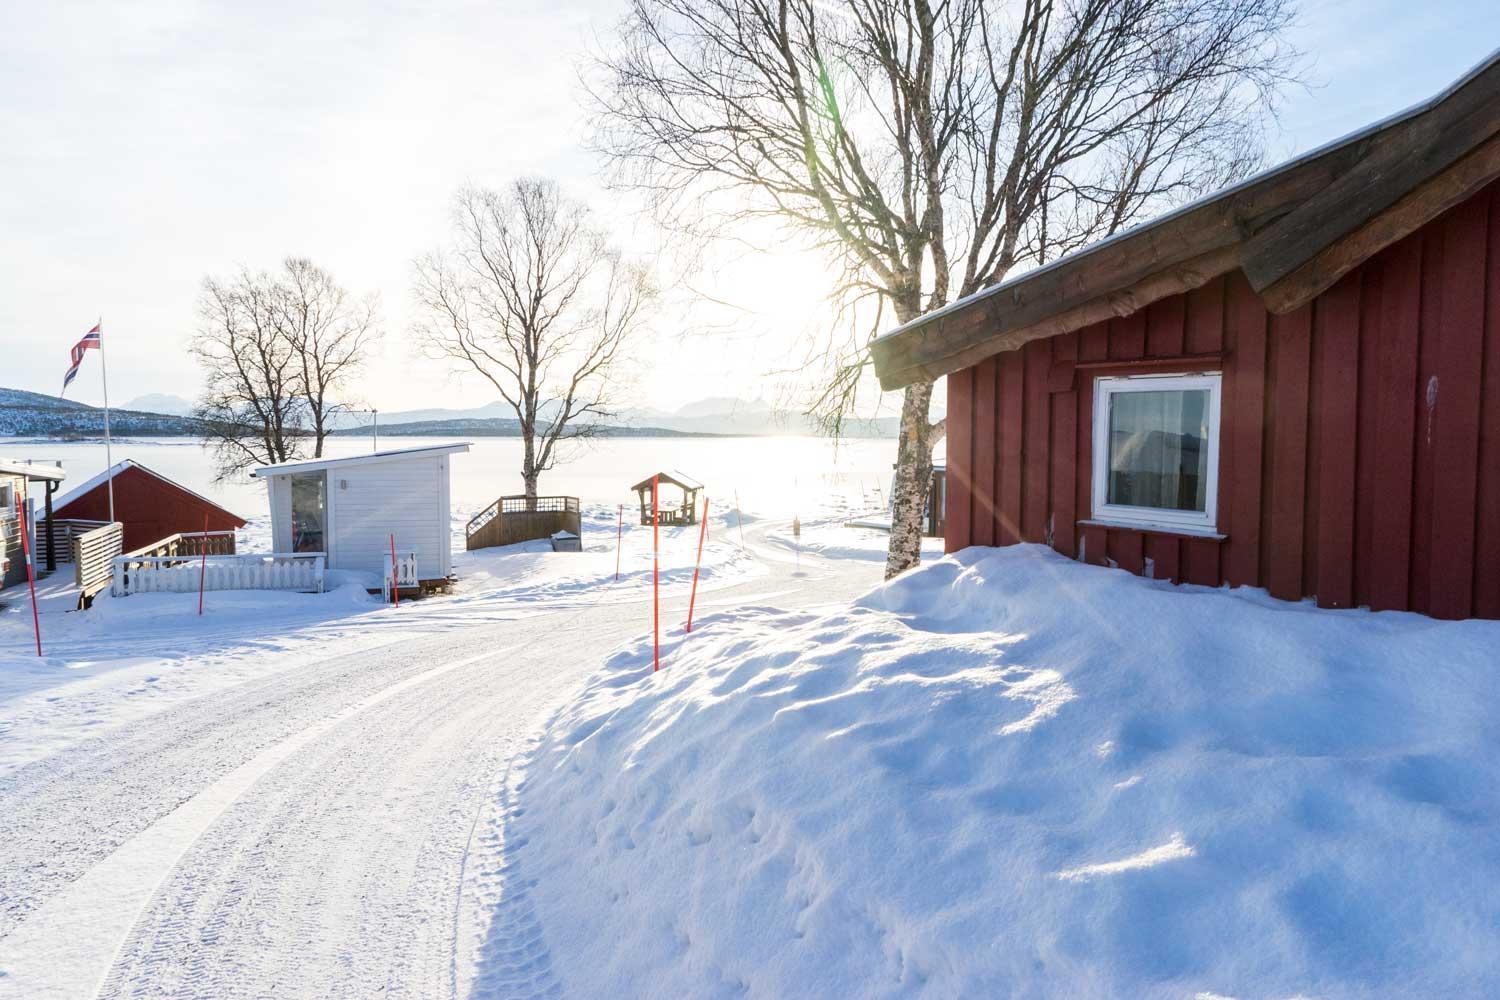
[885,378,935,580]
[522,472,539,509]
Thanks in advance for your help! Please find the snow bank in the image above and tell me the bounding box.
[511,545,1500,998]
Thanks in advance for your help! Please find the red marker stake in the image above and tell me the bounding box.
[652,475,660,673]
[197,513,209,615]
[389,533,400,606]
[16,492,41,656]
[685,496,710,633]
[615,504,623,582]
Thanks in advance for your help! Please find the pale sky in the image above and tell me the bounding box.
[1,1,1495,416]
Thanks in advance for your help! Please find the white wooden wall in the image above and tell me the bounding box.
[267,476,292,553]
[327,455,451,580]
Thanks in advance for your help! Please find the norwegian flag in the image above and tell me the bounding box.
[61,322,102,394]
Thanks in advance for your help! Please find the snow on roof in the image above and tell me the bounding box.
[51,459,240,518]
[0,459,66,483]
[251,442,472,478]
[631,470,703,492]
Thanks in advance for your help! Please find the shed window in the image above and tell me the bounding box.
[1091,373,1221,533]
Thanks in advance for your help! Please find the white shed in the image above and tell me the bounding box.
[252,443,470,584]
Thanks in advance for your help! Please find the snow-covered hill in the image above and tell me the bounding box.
[514,545,1500,997]
[0,388,200,437]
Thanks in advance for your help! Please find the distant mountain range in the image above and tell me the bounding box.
[0,387,203,437]
[339,397,903,438]
[2,387,904,440]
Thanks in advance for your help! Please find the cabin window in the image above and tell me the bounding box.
[1091,373,1221,533]
[289,473,326,553]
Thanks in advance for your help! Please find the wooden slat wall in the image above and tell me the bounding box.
[941,178,1500,619]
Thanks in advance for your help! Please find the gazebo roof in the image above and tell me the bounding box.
[631,470,703,493]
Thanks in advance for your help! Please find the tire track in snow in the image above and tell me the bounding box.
[0,643,517,1000]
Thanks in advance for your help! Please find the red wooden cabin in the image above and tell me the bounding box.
[51,460,246,553]
[871,55,1500,620]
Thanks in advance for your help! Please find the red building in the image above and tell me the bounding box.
[51,460,246,553]
[871,56,1500,620]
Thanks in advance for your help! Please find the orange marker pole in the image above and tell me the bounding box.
[652,475,660,672]
[197,513,209,615]
[16,491,41,656]
[389,533,400,606]
[685,497,710,633]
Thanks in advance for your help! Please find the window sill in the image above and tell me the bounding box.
[1077,518,1227,541]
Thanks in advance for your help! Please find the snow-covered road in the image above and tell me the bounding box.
[0,522,888,999]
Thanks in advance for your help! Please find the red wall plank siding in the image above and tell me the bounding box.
[1408,231,1447,614]
[1351,263,1385,608]
[999,353,1024,546]
[970,359,998,548]
[1185,278,1226,355]
[1221,272,1267,588]
[1476,192,1500,618]
[944,368,973,554]
[1313,273,1362,608]
[1264,305,1312,602]
[1146,533,1180,583]
[940,179,1500,618]
[1147,296,1186,356]
[1022,342,1051,543]
[1050,335,1079,557]
[1111,311,1147,359]
[1427,192,1491,619]
[1368,237,1423,610]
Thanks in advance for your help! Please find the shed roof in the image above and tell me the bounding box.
[631,471,703,492]
[871,49,1500,390]
[0,459,66,483]
[251,442,471,478]
[52,459,244,524]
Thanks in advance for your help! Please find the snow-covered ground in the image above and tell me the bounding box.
[0,504,762,772]
[508,544,1500,998]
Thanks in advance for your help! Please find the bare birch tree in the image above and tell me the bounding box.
[413,179,655,503]
[279,258,380,457]
[192,259,380,480]
[193,269,305,480]
[590,0,1299,577]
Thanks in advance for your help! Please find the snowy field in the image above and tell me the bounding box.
[508,545,1500,998]
[0,504,779,772]
[0,433,913,772]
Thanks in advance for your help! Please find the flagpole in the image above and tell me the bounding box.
[98,316,115,522]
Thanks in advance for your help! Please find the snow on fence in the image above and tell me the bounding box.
[112,552,325,597]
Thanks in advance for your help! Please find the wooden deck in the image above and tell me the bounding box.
[466,496,581,550]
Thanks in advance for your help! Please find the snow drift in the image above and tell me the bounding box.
[510,545,1500,998]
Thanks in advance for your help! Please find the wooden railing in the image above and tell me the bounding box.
[73,522,123,605]
[466,495,581,551]
[36,518,110,565]
[112,552,325,597]
[120,530,237,562]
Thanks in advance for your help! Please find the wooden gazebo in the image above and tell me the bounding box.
[632,471,702,526]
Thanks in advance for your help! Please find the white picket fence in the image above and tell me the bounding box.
[112,552,326,597]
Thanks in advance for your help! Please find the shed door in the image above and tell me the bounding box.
[290,472,328,555]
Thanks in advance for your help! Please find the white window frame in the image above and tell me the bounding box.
[1091,372,1222,534]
